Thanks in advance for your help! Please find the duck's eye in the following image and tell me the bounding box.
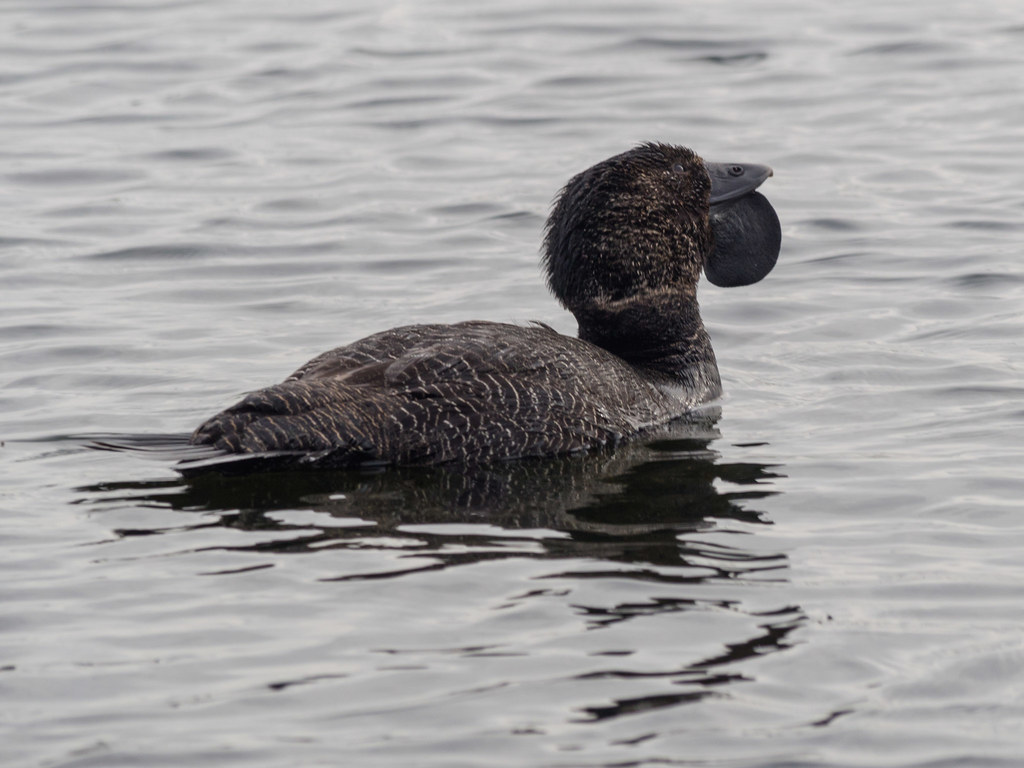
[728,165,744,177]
[672,163,686,174]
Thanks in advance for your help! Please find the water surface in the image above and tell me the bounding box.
[2,1,1024,766]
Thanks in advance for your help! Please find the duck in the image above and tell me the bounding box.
[189,142,781,469]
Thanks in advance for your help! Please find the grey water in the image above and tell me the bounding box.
[2,0,1023,766]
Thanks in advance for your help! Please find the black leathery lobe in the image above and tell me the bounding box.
[706,191,782,288]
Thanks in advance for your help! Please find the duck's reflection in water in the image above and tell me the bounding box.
[79,414,803,723]
[82,415,779,570]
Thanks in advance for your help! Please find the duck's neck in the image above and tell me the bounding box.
[572,287,722,402]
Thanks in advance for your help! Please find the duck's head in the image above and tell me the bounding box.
[542,142,781,317]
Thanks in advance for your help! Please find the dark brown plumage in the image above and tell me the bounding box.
[190,143,781,469]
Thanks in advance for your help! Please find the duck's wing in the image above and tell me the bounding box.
[189,322,667,468]
[285,323,459,382]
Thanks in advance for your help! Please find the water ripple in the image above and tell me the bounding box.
[2,0,1024,765]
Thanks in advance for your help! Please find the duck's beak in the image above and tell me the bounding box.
[706,161,774,205]
[704,160,781,288]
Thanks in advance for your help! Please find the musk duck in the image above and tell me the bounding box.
[190,143,781,468]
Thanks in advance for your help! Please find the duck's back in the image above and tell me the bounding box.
[191,321,682,467]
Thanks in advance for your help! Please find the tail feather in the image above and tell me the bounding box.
[79,432,332,475]
[83,432,221,460]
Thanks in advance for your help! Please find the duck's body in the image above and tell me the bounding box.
[191,319,719,467]
[191,143,780,469]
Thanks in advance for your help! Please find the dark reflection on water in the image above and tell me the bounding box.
[74,417,801,727]
[78,416,785,579]
[575,605,802,722]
